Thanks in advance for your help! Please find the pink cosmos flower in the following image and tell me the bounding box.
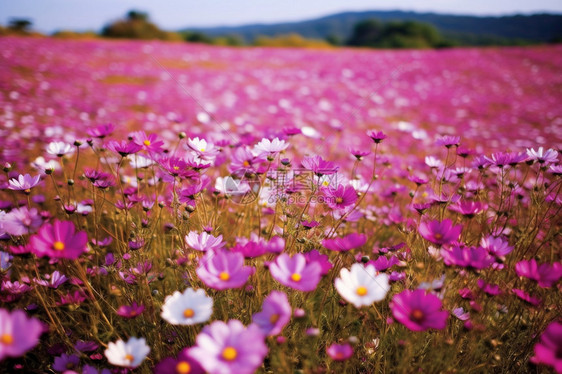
[531,321,562,373]
[526,147,558,164]
[480,235,513,258]
[105,140,142,157]
[303,250,332,275]
[29,220,88,259]
[301,155,339,176]
[130,130,164,154]
[269,253,322,292]
[3,207,42,236]
[512,289,541,306]
[441,245,494,270]
[418,219,462,246]
[155,347,204,374]
[86,123,115,138]
[196,251,254,290]
[0,308,43,360]
[390,289,448,331]
[189,320,268,374]
[515,259,562,288]
[321,185,358,210]
[448,200,487,217]
[185,231,225,252]
[116,302,145,318]
[366,130,387,143]
[252,291,292,336]
[8,174,41,192]
[326,343,353,361]
[322,233,366,252]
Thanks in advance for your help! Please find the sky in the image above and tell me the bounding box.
[2,0,562,33]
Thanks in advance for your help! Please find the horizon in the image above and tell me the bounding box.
[2,0,562,33]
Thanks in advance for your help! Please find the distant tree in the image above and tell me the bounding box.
[8,18,33,33]
[347,19,384,47]
[101,10,167,40]
[127,10,149,22]
[325,34,341,46]
[347,19,444,49]
[184,31,213,44]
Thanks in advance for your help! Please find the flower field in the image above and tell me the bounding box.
[0,36,561,373]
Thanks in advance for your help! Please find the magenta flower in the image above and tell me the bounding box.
[515,259,562,288]
[301,155,339,176]
[116,302,145,318]
[0,308,43,360]
[3,207,42,236]
[390,289,448,331]
[531,321,562,373]
[441,245,494,270]
[512,289,541,306]
[252,291,291,336]
[321,185,358,210]
[86,123,115,138]
[303,250,332,275]
[418,219,462,246]
[435,135,460,148]
[480,235,513,258]
[322,233,366,252]
[8,174,41,192]
[269,253,322,291]
[189,320,268,374]
[105,140,142,157]
[326,343,353,361]
[29,220,88,259]
[34,270,68,289]
[366,129,387,143]
[155,347,204,374]
[130,130,164,154]
[448,200,487,218]
[196,250,254,290]
[228,146,266,176]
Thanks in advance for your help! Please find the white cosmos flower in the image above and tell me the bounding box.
[161,288,213,325]
[104,337,150,368]
[254,137,289,156]
[186,137,218,160]
[185,231,225,252]
[46,141,75,157]
[335,263,390,308]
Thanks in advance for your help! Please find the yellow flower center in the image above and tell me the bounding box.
[219,272,230,281]
[173,166,180,170]
[53,241,65,251]
[291,273,302,282]
[434,233,443,240]
[0,334,13,345]
[183,308,195,318]
[269,313,280,324]
[335,197,344,204]
[125,354,135,362]
[143,140,151,146]
[243,160,250,167]
[176,361,191,374]
[200,148,206,152]
[411,309,424,322]
[356,286,368,296]
[222,346,237,361]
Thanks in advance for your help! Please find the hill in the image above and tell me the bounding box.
[182,10,562,45]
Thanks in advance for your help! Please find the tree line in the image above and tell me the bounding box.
[2,10,554,48]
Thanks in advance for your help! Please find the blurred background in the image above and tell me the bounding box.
[2,0,562,48]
